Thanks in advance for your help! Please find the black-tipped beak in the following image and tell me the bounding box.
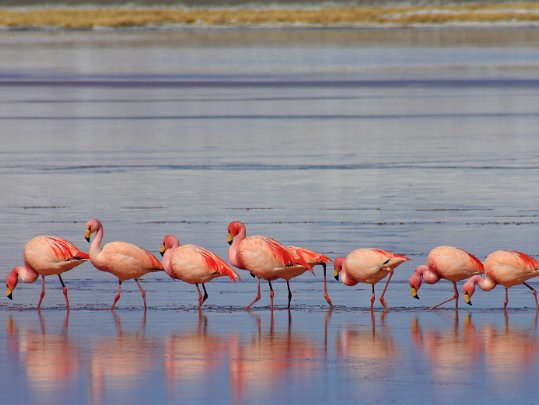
[6,289,13,300]
[228,240,233,245]
[85,228,91,243]
[410,287,419,300]
[464,293,472,305]
[85,236,90,243]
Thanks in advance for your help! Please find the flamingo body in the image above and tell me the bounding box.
[334,248,410,309]
[409,246,483,309]
[463,250,539,309]
[5,235,89,309]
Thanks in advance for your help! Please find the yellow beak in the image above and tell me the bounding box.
[159,243,166,256]
[85,228,91,242]
[333,267,339,281]
[464,293,472,305]
[227,233,233,245]
[410,287,419,299]
[6,288,13,300]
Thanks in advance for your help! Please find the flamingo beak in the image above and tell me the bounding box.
[6,288,13,300]
[85,228,91,242]
[159,244,166,256]
[227,233,233,245]
[464,293,472,305]
[410,287,419,299]
[333,267,339,281]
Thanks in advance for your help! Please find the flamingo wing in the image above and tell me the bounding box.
[191,245,240,282]
[258,237,312,270]
[288,246,331,265]
[459,248,485,272]
[511,251,539,269]
[372,248,410,269]
[47,236,90,261]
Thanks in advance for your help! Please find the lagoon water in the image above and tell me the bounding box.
[1,28,539,403]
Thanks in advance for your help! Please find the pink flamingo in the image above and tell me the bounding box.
[334,248,410,309]
[462,250,539,309]
[160,234,240,308]
[227,220,311,310]
[85,218,163,310]
[285,246,332,307]
[409,246,484,310]
[5,235,89,310]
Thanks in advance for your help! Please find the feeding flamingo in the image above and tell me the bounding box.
[227,220,311,310]
[285,246,332,307]
[334,248,410,309]
[462,250,539,309]
[409,246,484,310]
[85,218,163,310]
[160,234,240,308]
[5,235,89,310]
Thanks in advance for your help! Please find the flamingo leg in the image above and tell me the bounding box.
[523,282,539,310]
[202,283,208,305]
[196,283,204,308]
[57,274,70,310]
[430,281,459,310]
[286,280,292,308]
[370,284,375,309]
[504,287,509,310]
[37,276,46,310]
[268,279,275,311]
[246,278,261,311]
[322,263,333,306]
[379,270,394,309]
[111,280,122,310]
[135,278,147,311]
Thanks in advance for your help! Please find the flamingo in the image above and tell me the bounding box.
[334,248,410,309]
[5,235,89,310]
[85,218,163,310]
[227,220,311,310]
[160,234,240,308]
[462,250,539,309]
[285,246,332,307]
[409,246,484,310]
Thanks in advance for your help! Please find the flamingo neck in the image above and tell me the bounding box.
[228,227,246,269]
[470,274,497,292]
[340,266,359,286]
[89,224,104,259]
[417,264,441,285]
[162,249,173,275]
[13,266,39,283]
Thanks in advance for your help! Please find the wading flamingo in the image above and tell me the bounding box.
[285,246,332,307]
[462,250,539,310]
[160,234,240,308]
[409,246,484,310]
[5,235,89,310]
[85,218,163,310]
[227,220,311,310]
[334,248,410,309]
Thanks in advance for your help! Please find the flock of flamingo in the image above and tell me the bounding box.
[4,218,539,311]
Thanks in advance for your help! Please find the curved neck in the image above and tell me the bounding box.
[13,266,39,283]
[470,274,497,292]
[417,265,441,285]
[228,226,246,269]
[162,249,172,274]
[89,223,104,258]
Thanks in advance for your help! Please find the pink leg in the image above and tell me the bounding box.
[370,284,375,309]
[322,263,333,306]
[57,274,70,310]
[286,280,292,308]
[379,270,394,309]
[523,282,539,310]
[111,280,122,310]
[135,279,147,311]
[504,287,509,310]
[196,283,204,308]
[430,281,459,310]
[37,276,46,310]
[268,279,275,311]
[246,278,261,310]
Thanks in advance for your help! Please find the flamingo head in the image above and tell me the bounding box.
[409,265,427,300]
[160,235,180,256]
[5,269,19,300]
[85,218,102,242]
[462,278,476,306]
[333,257,345,281]
[227,221,245,245]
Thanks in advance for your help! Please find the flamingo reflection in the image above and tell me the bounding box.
[89,312,159,405]
[164,310,231,400]
[6,312,81,395]
[230,310,320,402]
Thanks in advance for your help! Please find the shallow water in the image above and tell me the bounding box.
[1,28,539,403]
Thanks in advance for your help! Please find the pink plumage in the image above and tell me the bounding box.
[5,235,89,309]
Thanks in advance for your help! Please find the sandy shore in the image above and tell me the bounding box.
[1,3,539,29]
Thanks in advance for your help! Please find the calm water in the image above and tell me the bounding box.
[1,28,539,404]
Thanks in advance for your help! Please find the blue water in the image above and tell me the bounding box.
[1,28,539,403]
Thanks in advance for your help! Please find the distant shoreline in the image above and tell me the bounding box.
[1,3,539,30]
